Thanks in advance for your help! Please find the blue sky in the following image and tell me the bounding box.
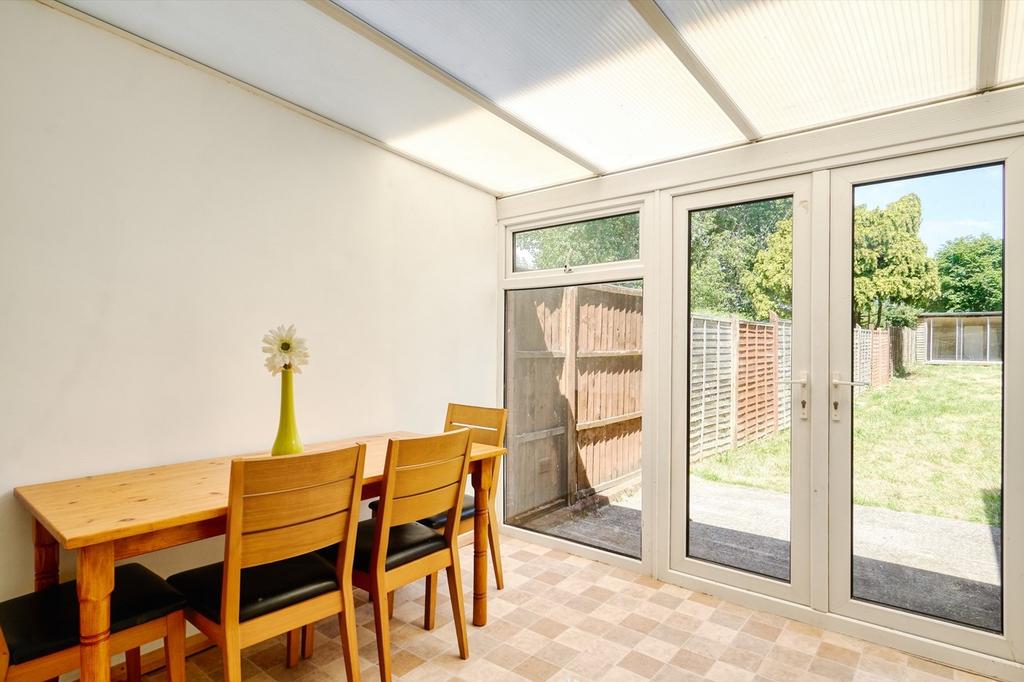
[854,164,1003,256]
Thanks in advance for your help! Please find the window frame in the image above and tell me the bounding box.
[496,193,657,573]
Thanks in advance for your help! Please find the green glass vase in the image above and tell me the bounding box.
[271,367,303,456]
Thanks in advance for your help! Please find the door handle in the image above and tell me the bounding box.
[831,372,869,421]
[785,371,809,420]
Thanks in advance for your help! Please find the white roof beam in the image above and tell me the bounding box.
[629,0,760,142]
[977,0,1005,92]
[304,0,603,176]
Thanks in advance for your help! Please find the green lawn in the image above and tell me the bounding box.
[691,364,1002,525]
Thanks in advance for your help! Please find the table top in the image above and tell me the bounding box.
[14,431,505,550]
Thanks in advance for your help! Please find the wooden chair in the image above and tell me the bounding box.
[370,404,508,589]
[330,430,473,681]
[0,563,186,682]
[167,445,365,682]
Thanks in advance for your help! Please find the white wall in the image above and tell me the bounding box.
[0,0,497,599]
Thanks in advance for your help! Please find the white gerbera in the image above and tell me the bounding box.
[262,324,310,375]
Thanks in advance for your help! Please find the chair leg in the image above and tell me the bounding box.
[164,611,186,682]
[286,629,301,668]
[487,497,505,590]
[446,550,469,660]
[387,591,394,620]
[370,579,392,682]
[339,583,361,682]
[424,573,438,630]
[302,623,315,659]
[222,635,243,682]
[125,647,142,682]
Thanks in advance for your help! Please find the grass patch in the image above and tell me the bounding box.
[691,364,1002,525]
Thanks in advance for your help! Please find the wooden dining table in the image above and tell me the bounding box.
[14,431,506,682]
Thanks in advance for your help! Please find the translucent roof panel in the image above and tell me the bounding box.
[656,0,979,137]
[64,0,591,194]
[336,0,746,173]
[999,0,1024,85]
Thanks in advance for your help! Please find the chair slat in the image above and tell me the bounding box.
[241,450,359,495]
[445,404,507,447]
[392,456,465,498]
[389,482,462,526]
[242,478,355,533]
[240,510,350,568]
[393,430,472,468]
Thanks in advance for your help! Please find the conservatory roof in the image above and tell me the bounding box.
[63,0,1024,196]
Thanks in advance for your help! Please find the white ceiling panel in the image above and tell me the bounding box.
[999,0,1024,86]
[336,0,746,173]
[63,0,591,194]
[656,0,979,136]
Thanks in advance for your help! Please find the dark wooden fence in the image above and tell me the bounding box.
[505,283,643,521]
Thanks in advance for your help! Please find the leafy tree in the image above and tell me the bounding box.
[852,194,939,327]
[932,235,1003,312]
[883,303,923,328]
[514,213,639,271]
[742,218,792,320]
[690,198,792,318]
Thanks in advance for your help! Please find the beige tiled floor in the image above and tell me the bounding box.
[156,535,995,681]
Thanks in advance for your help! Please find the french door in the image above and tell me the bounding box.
[828,141,1022,660]
[664,138,1024,666]
[669,175,814,605]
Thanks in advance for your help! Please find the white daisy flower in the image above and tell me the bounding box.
[262,324,310,375]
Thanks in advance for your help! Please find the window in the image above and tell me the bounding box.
[512,212,639,272]
[504,280,643,558]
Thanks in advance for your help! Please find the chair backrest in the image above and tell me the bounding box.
[221,445,365,621]
[444,403,507,448]
[373,430,472,568]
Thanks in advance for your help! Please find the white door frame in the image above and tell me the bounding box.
[828,138,1024,662]
[664,174,814,605]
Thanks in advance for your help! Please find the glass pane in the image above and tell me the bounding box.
[852,164,1003,632]
[962,318,987,362]
[687,196,794,581]
[930,318,957,360]
[504,280,643,558]
[513,213,639,272]
[990,318,1004,361]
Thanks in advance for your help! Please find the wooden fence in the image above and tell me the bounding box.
[504,289,916,519]
[504,283,642,521]
[689,315,793,461]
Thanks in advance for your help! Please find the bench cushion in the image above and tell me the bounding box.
[0,563,185,665]
[167,553,337,625]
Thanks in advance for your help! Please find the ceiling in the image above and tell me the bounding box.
[63,0,1024,196]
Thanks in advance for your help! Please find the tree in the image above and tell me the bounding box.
[852,194,939,327]
[514,213,639,271]
[690,197,792,318]
[742,218,792,320]
[932,235,1003,312]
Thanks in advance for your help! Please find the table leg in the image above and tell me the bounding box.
[471,460,493,627]
[33,520,60,682]
[33,520,59,590]
[77,543,114,682]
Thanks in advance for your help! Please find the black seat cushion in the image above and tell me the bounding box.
[367,494,475,530]
[319,519,446,572]
[0,563,185,665]
[166,553,337,625]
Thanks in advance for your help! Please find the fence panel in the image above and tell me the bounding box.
[689,315,736,461]
[736,320,779,446]
[504,287,571,520]
[575,284,643,499]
